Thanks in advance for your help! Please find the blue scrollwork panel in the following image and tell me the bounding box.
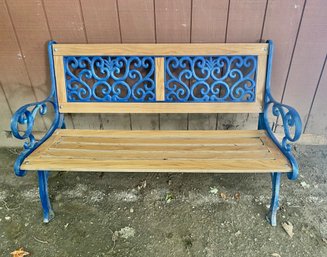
[165,56,257,102]
[64,56,156,102]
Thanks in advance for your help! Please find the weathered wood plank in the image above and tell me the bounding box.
[226,0,267,43]
[0,0,45,131]
[281,0,327,127]
[262,0,305,101]
[305,57,327,134]
[43,0,101,129]
[191,0,229,43]
[0,82,12,131]
[80,0,120,43]
[118,0,155,43]
[155,0,191,43]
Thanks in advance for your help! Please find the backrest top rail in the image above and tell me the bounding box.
[53,43,269,56]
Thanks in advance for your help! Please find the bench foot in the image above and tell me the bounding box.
[266,172,281,226]
[38,171,54,223]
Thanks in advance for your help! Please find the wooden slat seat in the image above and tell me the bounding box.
[21,129,291,173]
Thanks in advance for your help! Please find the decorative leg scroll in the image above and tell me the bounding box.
[267,172,281,226]
[38,171,54,223]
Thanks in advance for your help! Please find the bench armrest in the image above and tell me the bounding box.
[261,96,302,180]
[11,99,64,176]
[10,41,64,176]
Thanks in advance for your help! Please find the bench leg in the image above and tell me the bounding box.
[267,172,281,226]
[38,171,54,223]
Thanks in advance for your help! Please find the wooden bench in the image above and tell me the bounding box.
[11,40,302,226]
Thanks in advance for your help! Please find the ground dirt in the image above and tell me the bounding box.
[0,145,326,257]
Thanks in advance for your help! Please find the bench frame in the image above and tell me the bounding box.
[11,40,302,226]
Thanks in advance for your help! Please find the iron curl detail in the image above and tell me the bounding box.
[262,96,302,180]
[165,56,257,102]
[64,56,156,102]
[10,99,64,177]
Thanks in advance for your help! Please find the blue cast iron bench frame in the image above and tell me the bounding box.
[11,40,302,226]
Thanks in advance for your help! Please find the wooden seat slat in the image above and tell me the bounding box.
[21,158,290,173]
[22,129,290,172]
[35,149,273,160]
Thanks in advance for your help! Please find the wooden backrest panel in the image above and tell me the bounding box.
[53,43,268,113]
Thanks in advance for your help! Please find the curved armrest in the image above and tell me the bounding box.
[11,99,64,176]
[262,96,302,180]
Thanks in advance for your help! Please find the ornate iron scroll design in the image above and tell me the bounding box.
[11,41,64,176]
[164,56,257,102]
[64,56,156,102]
[259,40,302,180]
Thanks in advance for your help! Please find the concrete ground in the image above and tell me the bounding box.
[0,145,326,257]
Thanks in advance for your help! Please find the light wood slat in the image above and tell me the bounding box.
[57,129,267,138]
[53,56,67,110]
[50,142,267,152]
[21,159,290,172]
[33,148,273,160]
[60,136,263,146]
[21,129,291,173]
[53,43,269,56]
[155,57,165,101]
[256,55,267,107]
[58,102,263,114]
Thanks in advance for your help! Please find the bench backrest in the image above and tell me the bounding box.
[51,43,269,114]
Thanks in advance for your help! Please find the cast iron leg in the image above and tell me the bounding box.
[38,171,54,223]
[267,172,281,226]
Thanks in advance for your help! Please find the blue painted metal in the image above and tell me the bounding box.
[10,41,64,177]
[38,171,54,223]
[260,40,302,181]
[64,56,156,102]
[266,172,281,226]
[165,56,257,102]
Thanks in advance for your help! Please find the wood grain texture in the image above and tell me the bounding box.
[226,0,267,43]
[155,0,192,43]
[43,0,100,129]
[80,0,120,43]
[58,102,263,114]
[118,0,155,43]
[0,82,12,130]
[191,0,229,43]
[53,43,268,56]
[261,0,305,101]
[21,129,291,172]
[6,0,50,100]
[0,0,45,131]
[281,0,327,126]
[305,57,327,134]
[155,57,165,101]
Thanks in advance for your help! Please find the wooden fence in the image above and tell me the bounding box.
[0,0,326,138]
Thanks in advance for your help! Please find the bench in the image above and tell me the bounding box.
[11,40,302,226]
